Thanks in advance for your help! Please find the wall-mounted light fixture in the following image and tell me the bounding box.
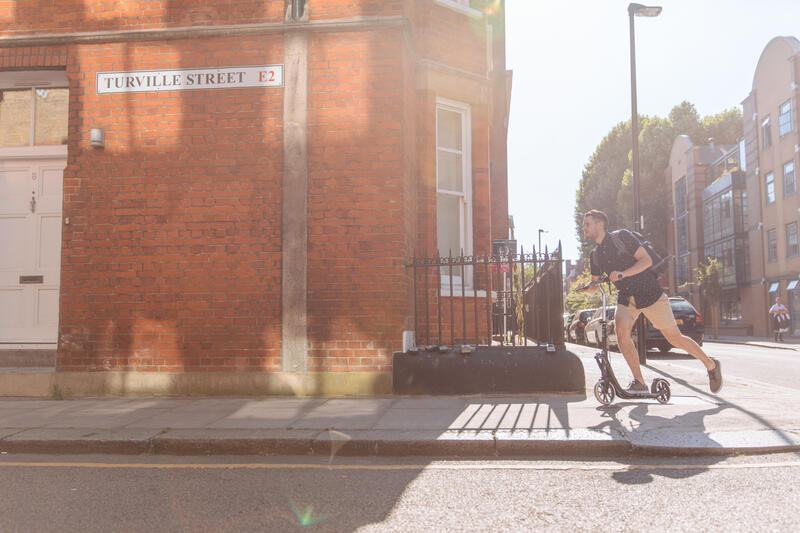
[90,128,105,148]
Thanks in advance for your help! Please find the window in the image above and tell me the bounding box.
[766,172,775,204]
[761,116,772,148]
[738,137,747,172]
[677,255,689,286]
[0,87,68,147]
[784,160,796,196]
[677,217,688,253]
[674,178,687,215]
[779,100,793,137]
[721,292,742,324]
[436,100,471,283]
[787,222,799,258]
[767,228,777,262]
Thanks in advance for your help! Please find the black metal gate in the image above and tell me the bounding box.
[407,242,564,349]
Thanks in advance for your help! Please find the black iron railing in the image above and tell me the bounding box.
[407,242,564,349]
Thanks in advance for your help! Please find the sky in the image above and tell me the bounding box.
[505,0,800,261]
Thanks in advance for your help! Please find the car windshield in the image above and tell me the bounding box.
[581,310,595,321]
[669,299,696,313]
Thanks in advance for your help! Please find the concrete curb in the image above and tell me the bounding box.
[2,430,799,457]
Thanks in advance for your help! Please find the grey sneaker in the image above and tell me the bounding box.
[708,358,723,393]
[626,380,648,394]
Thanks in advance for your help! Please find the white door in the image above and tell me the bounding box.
[0,159,65,343]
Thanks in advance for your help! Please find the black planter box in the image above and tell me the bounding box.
[392,346,585,395]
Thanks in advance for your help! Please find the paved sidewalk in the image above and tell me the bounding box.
[1,347,798,458]
[705,335,800,351]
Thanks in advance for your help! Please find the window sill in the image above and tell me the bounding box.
[434,0,483,19]
[0,145,67,159]
[440,288,497,298]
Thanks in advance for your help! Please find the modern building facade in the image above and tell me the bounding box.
[665,36,800,337]
[0,0,511,394]
[664,136,730,316]
[742,36,800,336]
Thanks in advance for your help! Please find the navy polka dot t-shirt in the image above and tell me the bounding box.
[590,229,663,309]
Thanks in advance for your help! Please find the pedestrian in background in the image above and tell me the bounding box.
[769,297,791,342]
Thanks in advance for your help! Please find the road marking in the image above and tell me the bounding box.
[0,461,799,472]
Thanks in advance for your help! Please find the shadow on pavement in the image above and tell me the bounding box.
[590,401,729,484]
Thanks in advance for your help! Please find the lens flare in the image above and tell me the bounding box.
[288,497,329,527]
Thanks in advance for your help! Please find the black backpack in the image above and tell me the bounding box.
[610,230,671,277]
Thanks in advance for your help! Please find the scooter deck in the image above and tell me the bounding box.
[595,352,665,400]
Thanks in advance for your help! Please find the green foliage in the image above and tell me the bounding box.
[564,268,618,313]
[695,257,723,304]
[701,107,743,145]
[575,102,744,259]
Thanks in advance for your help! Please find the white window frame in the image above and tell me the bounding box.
[779,100,793,137]
[436,97,473,289]
[783,160,796,196]
[434,0,483,19]
[765,172,775,204]
[0,70,68,159]
[761,115,772,148]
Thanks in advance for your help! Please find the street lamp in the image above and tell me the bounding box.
[628,3,661,234]
[538,228,548,256]
[628,3,661,365]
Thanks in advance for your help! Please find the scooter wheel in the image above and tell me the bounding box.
[651,378,671,404]
[593,380,615,405]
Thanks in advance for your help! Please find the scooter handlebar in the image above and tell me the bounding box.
[575,275,610,292]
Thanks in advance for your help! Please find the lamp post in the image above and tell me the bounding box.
[538,228,548,256]
[628,2,661,364]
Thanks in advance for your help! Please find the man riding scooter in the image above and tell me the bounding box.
[579,210,722,394]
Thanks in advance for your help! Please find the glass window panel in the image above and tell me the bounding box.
[766,173,775,204]
[784,161,796,196]
[738,138,746,172]
[0,89,32,147]
[437,150,463,192]
[767,229,777,262]
[674,178,686,214]
[779,100,792,137]
[788,222,799,257]
[34,88,69,146]
[437,193,462,257]
[436,108,462,150]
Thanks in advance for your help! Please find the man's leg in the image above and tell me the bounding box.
[614,305,645,386]
[660,326,714,370]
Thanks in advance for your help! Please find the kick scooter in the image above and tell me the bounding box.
[578,277,671,405]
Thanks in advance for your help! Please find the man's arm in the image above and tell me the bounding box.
[609,246,652,282]
[579,275,601,293]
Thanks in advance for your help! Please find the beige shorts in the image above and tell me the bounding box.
[615,293,677,331]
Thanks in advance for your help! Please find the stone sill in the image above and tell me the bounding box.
[434,0,483,19]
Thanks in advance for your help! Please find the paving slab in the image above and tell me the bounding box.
[373,408,464,430]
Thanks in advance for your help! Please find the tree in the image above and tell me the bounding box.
[575,102,743,259]
[695,258,723,339]
[574,121,631,257]
[564,268,617,313]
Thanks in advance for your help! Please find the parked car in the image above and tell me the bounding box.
[568,308,596,345]
[563,313,575,338]
[584,306,617,348]
[644,297,704,352]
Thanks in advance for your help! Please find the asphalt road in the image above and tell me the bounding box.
[0,453,798,532]
[569,340,800,391]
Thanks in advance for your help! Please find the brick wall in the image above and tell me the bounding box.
[57,35,284,372]
[1,0,507,377]
[306,29,407,372]
[0,1,283,33]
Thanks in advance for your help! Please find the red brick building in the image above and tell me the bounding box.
[0,0,510,395]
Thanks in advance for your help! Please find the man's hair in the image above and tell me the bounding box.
[584,209,608,230]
